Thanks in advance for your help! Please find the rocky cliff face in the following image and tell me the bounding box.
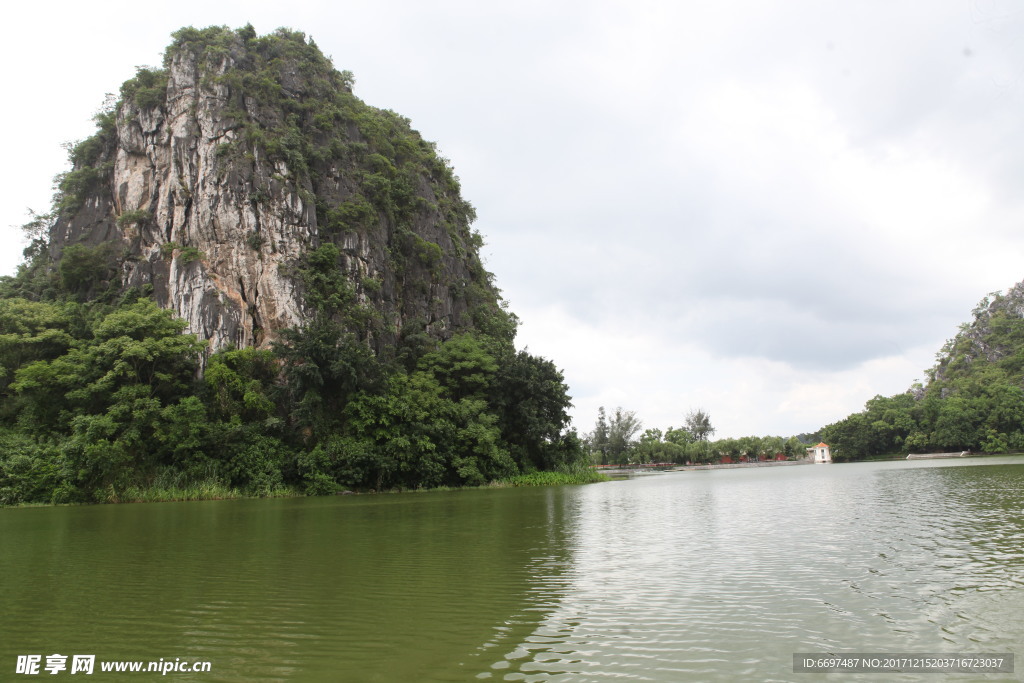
[928,280,1024,389]
[49,26,502,354]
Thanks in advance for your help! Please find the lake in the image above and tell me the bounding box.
[2,457,1023,681]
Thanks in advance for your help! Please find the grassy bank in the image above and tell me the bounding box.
[3,468,609,507]
[112,481,302,504]
[100,467,610,502]
[499,466,610,487]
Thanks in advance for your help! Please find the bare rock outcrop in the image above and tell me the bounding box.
[49,26,501,356]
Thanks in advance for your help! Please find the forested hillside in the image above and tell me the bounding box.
[0,26,586,504]
[821,281,1024,460]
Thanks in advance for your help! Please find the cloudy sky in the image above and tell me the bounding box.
[3,1,1024,438]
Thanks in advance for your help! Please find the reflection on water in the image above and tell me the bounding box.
[2,457,1023,681]
[484,458,1024,682]
[1,489,576,682]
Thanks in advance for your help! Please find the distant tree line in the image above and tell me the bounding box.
[584,407,806,465]
[584,285,1024,465]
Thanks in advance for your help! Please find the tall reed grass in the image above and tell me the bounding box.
[109,466,299,503]
[500,463,610,487]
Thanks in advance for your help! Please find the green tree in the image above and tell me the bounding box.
[0,299,74,397]
[204,347,280,424]
[715,437,741,462]
[783,436,804,458]
[418,333,498,401]
[344,370,515,490]
[632,428,686,464]
[931,396,982,451]
[10,300,206,497]
[664,426,693,447]
[275,317,381,439]
[0,433,73,505]
[607,407,642,463]
[226,435,289,495]
[488,349,578,471]
[58,244,116,302]
[684,408,715,442]
[685,439,712,463]
[587,407,610,464]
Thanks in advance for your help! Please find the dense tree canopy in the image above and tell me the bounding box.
[0,290,584,504]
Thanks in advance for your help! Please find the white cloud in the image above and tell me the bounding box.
[3,2,1024,440]
[516,299,941,438]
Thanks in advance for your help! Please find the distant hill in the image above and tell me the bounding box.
[821,281,1024,459]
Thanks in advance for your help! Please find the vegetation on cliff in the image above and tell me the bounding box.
[38,24,512,354]
[0,26,585,504]
[819,282,1024,460]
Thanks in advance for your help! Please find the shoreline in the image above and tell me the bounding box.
[670,460,809,471]
[1,469,610,508]
[597,461,808,476]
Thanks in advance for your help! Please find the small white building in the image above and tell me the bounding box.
[807,442,832,464]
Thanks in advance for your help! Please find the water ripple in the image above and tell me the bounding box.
[487,460,1024,681]
[3,460,1024,681]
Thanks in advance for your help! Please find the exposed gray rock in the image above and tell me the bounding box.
[48,30,500,357]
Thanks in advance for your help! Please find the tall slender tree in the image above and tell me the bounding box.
[684,408,715,442]
[607,407,642,463]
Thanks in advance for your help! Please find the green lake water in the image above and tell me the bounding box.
[3,457,1024,681]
